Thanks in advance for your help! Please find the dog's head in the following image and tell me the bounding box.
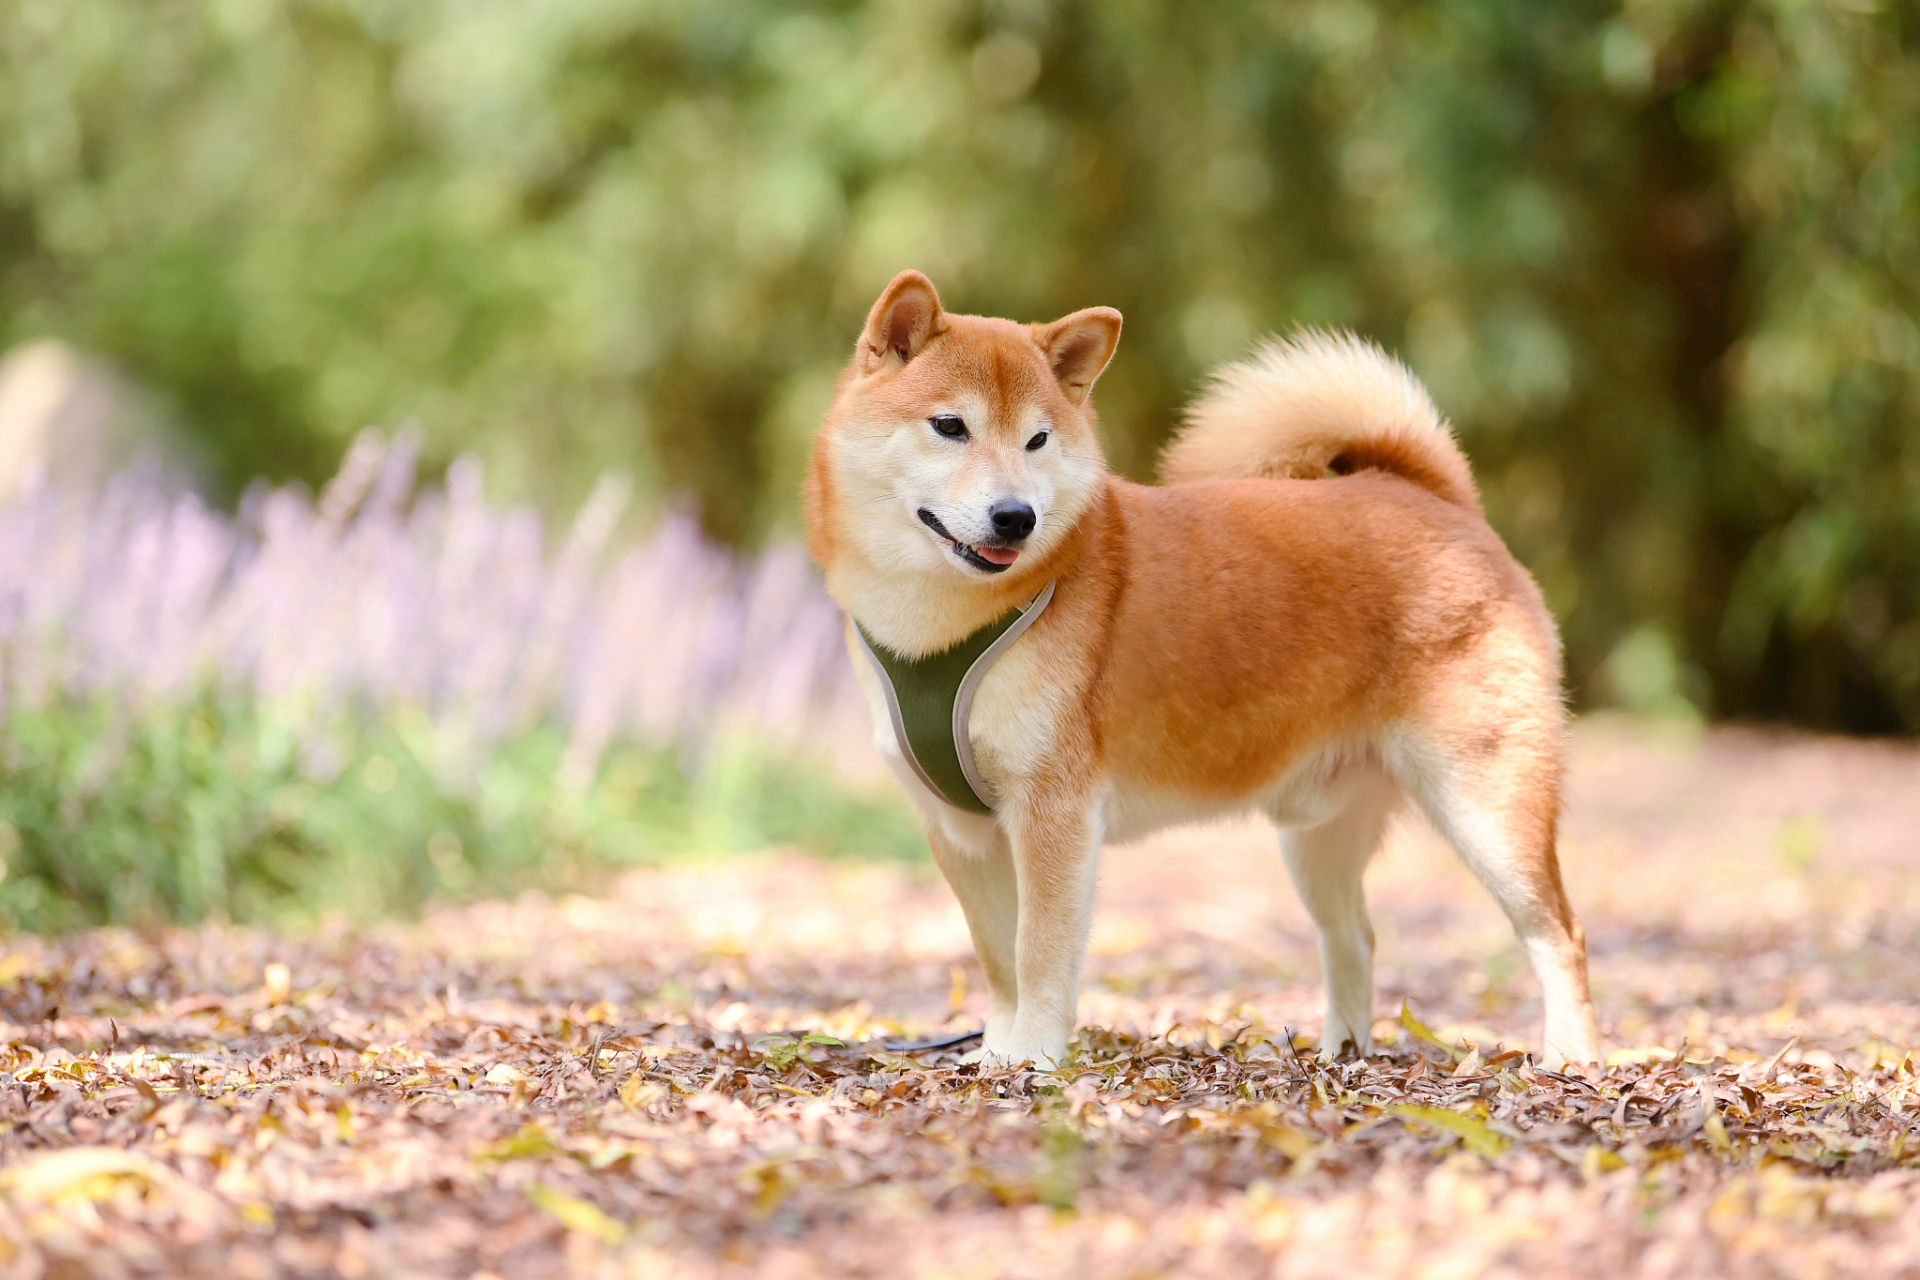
[809,270,1120,586]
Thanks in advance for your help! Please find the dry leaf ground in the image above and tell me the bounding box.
[3,717,1919,1279]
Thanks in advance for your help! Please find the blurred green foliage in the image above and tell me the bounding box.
[0,691,924,932]
[1,0,1916,729]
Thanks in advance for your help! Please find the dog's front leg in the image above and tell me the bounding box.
[987,797,1102,1069]
[925,822,1019,1048]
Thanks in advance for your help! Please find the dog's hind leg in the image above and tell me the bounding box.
[1274,771,1398,1058]
[1389,729,1601,1069]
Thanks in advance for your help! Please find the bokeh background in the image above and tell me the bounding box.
[0,0,1915,928]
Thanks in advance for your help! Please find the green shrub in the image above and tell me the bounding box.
[0,690,924,933]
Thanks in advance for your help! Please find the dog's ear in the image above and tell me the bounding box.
[1036,307,1123,405]
[860,270,945,370]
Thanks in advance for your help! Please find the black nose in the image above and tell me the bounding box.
[990,499,1036,541]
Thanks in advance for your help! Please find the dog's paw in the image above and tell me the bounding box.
[1539,1025,1603,1072]
[975,1041,1066,1071]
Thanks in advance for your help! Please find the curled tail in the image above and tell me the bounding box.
[1160,330,1478,509]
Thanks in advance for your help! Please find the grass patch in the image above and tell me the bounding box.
[0,689,924,932]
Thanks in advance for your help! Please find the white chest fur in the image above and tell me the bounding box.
[847,621,1068,825]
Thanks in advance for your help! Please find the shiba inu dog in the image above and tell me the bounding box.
[804,270,1601,1070]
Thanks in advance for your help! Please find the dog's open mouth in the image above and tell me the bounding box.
[918,509,1019,574]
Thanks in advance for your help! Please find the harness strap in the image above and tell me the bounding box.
[855,581,1056,815]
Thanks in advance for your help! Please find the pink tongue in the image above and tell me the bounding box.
[976,545,1020,566]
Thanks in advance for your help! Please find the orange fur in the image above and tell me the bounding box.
[805,271,1600,1069]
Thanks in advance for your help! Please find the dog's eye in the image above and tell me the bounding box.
[929,415,968,440]
[1026,431,1049,452]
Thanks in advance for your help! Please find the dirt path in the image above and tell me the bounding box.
[2,719,1918,1278]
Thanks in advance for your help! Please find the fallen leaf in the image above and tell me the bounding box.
[528,1183,626,1245]
[1399,1001,1466,1061]
[1389,1105,1511,1159]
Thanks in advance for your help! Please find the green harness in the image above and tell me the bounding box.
[854,581,1057,815]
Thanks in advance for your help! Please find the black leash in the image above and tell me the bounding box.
[733,1027,984,1056]
[882,1028,983,1054]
